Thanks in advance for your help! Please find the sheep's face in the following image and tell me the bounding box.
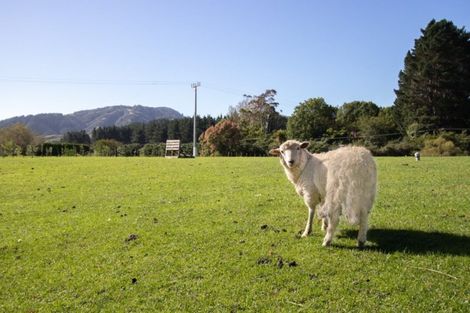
[270,140,310,169]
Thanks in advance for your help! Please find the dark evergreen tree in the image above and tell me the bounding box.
[91,127,100,142]
[267,111,288,133]
[394,19,470,133]
[61,130,91,144]
[167,120,180,140]
[178,118,193,143]
[198,115,220,139]
[131,125,146,144]
[90,116,220,145]
[119,126,132,144]
[146,119,168,143]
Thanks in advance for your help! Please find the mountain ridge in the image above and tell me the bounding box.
[0,105,184,136]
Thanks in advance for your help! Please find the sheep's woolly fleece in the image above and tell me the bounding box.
[272,140,377,247]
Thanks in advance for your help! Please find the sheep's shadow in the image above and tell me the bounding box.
[337,228,470,256]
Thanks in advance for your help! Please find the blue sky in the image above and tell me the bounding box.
[0,0,469,120]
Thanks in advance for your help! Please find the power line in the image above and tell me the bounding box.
[0,76,405,119]
[203,84,302,111]
[0,76,190,86]
[203,84,251,97]
[0,76,303,108]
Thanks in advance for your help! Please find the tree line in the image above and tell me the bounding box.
[199,19,470,156]
[90,116,221,144]
[1,19,469,157]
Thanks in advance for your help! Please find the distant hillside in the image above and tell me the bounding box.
[0,105,183,136]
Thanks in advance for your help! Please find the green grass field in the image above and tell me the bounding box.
[1,156,469,312]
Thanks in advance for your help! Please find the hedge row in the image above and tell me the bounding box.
[3,143,196,157]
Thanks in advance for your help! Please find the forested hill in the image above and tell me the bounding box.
[0,105,183,136]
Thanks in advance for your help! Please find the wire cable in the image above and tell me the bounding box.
[0,76,191,86]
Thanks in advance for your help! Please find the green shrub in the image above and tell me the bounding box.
[117,144,142,156]
[139,143,195,157]
[437,131,470,154]
[307,140,330,153]
[94,139,122,156]
[0,140,20,156]
[140,143,166,156]
[370,140,418,156]
[421,136,463,156]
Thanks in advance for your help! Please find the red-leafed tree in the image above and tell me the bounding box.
[199,120,241,156]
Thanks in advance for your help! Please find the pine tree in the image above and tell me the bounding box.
[394,19,470,133]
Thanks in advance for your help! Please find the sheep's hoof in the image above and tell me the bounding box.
[322,239,331,247]
[301,232,310,238]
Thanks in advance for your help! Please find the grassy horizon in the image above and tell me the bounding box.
[1,156,469,312]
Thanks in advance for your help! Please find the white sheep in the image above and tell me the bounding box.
[270,140,377,248]
[414,151,420,161]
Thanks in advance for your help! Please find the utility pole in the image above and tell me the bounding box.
[191,82,201,157]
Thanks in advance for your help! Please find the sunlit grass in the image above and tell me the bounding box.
[0,156,469,312]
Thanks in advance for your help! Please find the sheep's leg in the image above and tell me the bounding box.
[321,218,328,232]
[322,213,339,247]
[301,195,318,238]
[301,206,315,238]
[317,202,328,232]
[357,212,369,249]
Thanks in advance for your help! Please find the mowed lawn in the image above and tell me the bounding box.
[0,156,469,312]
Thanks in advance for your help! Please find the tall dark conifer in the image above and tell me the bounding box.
[394,19,470,132]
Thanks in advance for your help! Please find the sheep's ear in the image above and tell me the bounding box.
[300,141,310,149]
[269,148,281,156]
